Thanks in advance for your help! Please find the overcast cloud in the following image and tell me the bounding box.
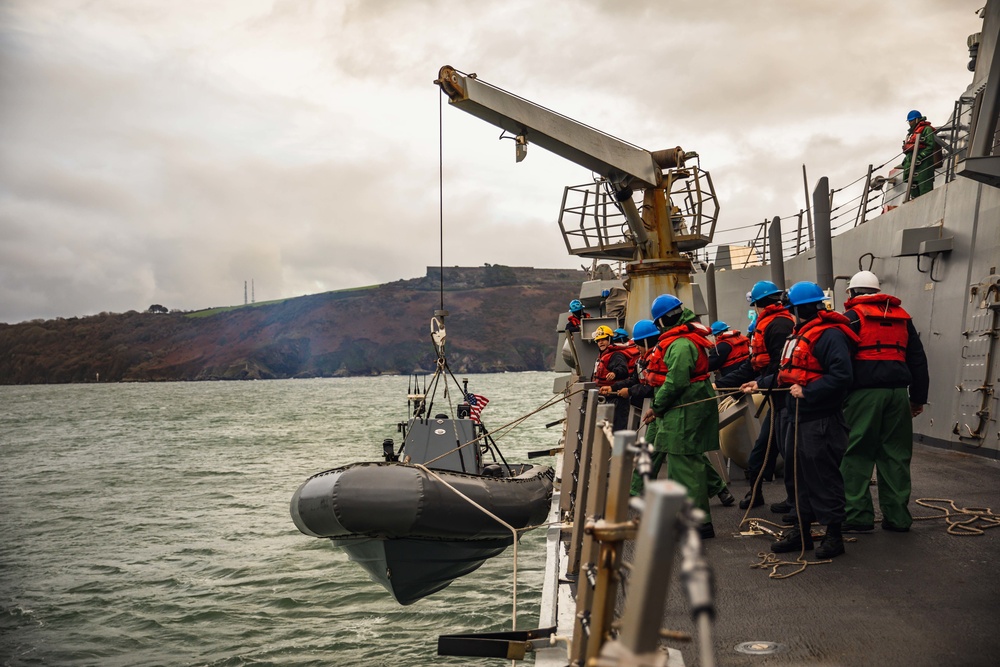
[0,0,984,323]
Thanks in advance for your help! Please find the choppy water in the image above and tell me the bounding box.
[0,373,563,666]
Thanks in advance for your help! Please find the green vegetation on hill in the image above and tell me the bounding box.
[0,267,584,384]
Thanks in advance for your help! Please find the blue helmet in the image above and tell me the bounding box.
[612,327,629,342]
[786,281,827,306]
[907,109,922,122]
[748,280,782,305]
[569,299,583,313]
[651,294,683,321]
[632,319,660,342]
[710,320,729,336]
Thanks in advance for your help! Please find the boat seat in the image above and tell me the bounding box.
[482,464,505,478]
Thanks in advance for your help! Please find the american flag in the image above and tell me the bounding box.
[466,393,490,423]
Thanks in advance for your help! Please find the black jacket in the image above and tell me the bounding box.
[761,325,855,423]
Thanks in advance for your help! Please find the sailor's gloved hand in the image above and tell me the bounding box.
[599,385,612,395]
[617,388,629,398]
[910,402,924,418]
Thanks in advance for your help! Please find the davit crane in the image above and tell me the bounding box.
[434,65,720,327]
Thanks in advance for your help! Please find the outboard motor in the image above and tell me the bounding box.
[382,438,398,462]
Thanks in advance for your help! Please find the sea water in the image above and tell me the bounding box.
[0,373,563,666]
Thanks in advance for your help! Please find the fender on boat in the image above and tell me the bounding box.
[290,462,554,541]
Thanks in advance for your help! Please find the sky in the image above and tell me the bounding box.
[0,0,986,324]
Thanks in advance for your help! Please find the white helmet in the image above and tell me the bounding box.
[848,270,880,292]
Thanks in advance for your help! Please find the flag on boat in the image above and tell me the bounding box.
[466,393,489,423]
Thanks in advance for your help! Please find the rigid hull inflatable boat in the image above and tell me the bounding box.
[290,376,554,605]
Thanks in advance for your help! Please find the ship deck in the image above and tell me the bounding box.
[659,443,1000,667]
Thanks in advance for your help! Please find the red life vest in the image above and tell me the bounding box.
[750,304,794,371]
[613,342,640,374]
[644,322,713,386]
[638,347,663,387]
[716,331,750,369]
[777,311,860,386]
[845,294,910,362]
[902,120,933,153]
[567,312,591,329]
[593,346,624,387]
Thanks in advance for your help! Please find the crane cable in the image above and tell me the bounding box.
[438,89,445,313]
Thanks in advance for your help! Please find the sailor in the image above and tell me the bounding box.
[611,327,630,344]
[565,299,590,333]
[897,110,937,200]
[592,325,630,387]
[603,319,659,432]
[744,281,858,558]
[707,320,750,379]
[594,325,639,431]
[840,271,930,533]
[715,281,795,510]
[640,294,734,539]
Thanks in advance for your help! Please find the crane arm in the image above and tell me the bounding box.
[435,66,684,190]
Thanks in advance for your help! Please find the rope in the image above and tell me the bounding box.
[913,498,1000,535]
[660,386,790,412]
[747,397,833,579]
[737,394,776,530]
[600,419,615,445]
[412,464,520,630]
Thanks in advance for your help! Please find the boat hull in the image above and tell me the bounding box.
[290,461,554,541]
[335,536,512,605]
[290,461,554,603]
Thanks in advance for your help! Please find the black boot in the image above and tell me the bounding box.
[738,489,765,509]
[770,500,793,514]
[770,526,814,553]
[718,489,736,507]
[816,523,845,558]
[699,523,715,539]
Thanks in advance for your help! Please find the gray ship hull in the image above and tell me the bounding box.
[702,174,1000,458]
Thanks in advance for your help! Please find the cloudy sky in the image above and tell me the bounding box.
[0,0,984,323]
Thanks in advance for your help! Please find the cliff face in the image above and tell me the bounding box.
[0,267,584,383]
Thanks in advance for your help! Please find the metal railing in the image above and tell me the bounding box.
[700,98,975,266]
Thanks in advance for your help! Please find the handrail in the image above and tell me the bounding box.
[705,98,975,259]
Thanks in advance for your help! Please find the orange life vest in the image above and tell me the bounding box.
[638,347,663,387]
[777,311,859,386]
[750,305,794,371]
[613,342,641,374]
[593,345,626,387]
[644,322,713,386]
[717,331,750,369]
[845,294,910,362]
[567,312,591,329]
[902,120,933,153]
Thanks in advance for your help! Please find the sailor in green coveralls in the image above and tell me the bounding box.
[840,271,929,533]
[637,294,733,539]
[897,109,937,199]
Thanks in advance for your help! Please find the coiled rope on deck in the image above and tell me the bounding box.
[913,498,1000,535]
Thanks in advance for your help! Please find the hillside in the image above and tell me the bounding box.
[0,266,584,384]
